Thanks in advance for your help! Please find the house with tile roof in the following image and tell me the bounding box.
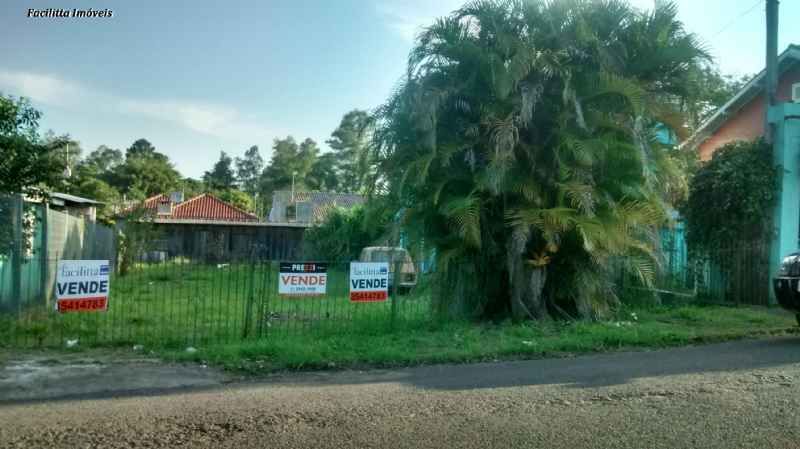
[268,191,366,225]
[124,192,307,261]
[142,192,259,223]
[682,44,800,301]
[682,44,800,159]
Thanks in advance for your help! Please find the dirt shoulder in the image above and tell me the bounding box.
[2,337,800,448]
[0,350,228,403]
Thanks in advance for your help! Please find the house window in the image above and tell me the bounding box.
[157,200,172,215]
[286,204,297,222]
[295,201,312,223]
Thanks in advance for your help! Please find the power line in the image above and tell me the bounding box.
[710,0,764,39]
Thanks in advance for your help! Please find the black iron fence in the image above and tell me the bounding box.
[619,242,772,306]
[1,240,778,349]
[0,256,435,348]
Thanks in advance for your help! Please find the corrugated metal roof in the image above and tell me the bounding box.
[50,192,103,205]
[141,193,258,222]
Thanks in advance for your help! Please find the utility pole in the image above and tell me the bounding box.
[765,0,779,144]
[291,170,297,203]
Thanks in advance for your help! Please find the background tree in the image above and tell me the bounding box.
[682,64,751,133]
[0,94,66,257]
[116,206,162,276]
[235,145,264,197]
[203,151,236,190]
[374,0,707,320]
[125,138,161,159]
[296,138,321,185]
[308,152,340,191]
[217,189,255,214]
[0,95,66,195]
[327,109,376,193]
[114,138,181,197]
[79,145,124,184]
[42,131,82,181]
[259,136,319,194]
[61,145,126,221]
[180,177,205,198]
[66,177,121,223]
[304,204,393,262]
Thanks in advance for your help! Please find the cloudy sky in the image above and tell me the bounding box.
[1,0,797,178]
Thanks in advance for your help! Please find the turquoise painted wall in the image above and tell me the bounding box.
[769,102,800,303]
[0,202,45,308]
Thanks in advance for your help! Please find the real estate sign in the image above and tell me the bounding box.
[349,262,389,302]
[279,262,327,296]
[55,260,110,313]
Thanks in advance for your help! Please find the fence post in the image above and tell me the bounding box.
[40,201,49,306]
[10,194,23,308]
[391,260,400,329]
[242,252,257,340]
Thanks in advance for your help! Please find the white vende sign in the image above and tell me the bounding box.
[278,262,328,296]
[349,262,389,302]
[55,260,110,313]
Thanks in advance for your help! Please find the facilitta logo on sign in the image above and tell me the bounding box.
[350,262,389,302]
[55,260,110,313]
[279,262,327,296]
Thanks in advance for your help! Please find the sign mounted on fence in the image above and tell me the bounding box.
[278,262,327,296]
[350,262,389,302]
[55,260,110,313]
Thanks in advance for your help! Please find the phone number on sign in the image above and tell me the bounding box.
[350,291,388,302]
[57,297,108,312]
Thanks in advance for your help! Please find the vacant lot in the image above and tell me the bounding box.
[1,261,431,348]
[2,261,798,375]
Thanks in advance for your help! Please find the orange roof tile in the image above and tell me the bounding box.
[139,193,258,222]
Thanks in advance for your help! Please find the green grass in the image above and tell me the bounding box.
[160,304,799,373]
[3,261,798,374]
[0,261,433,348]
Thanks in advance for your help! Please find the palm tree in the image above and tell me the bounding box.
[373,0,707,320]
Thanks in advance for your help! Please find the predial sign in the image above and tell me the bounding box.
[278,262,328,296]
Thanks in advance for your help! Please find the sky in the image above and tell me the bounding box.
[0,0,797,178]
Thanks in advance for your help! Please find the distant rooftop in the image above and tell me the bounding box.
[139,193,259,223]
[268,191,366,225]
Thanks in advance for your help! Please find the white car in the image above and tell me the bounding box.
[358,246,418,293]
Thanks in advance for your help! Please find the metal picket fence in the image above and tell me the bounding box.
[0,256,435,349]
[618,242,772,306]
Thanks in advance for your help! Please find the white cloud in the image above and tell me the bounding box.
[0,70,89,106]
[119,99,272,142]
[376,1,462,42]
[377,5,428,42]
[0,69,273,143]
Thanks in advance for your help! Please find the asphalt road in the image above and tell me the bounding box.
[3,337,800,448]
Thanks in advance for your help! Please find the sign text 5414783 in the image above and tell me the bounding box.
[350,262,389,302]
[55,260,110,313]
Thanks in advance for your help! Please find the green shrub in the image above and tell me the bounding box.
[684,139,777,250]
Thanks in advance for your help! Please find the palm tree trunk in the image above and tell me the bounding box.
[509,259,549,320]
[508,227,549,320]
